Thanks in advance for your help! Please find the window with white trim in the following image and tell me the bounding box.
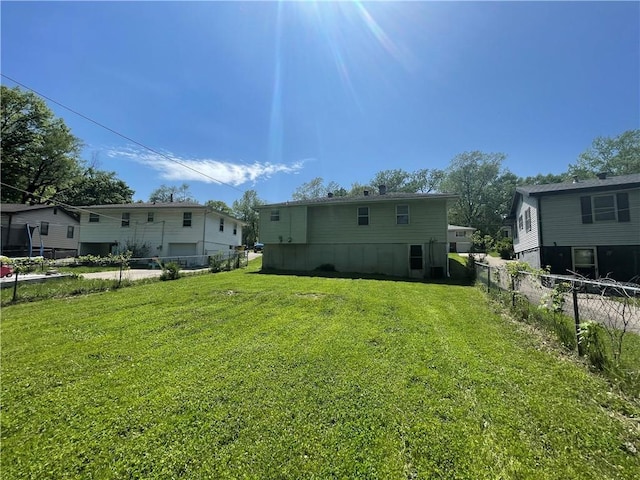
[89,213,99,223]
[593,194,616,222]
[219,218,224,232]
[455,231,466,237]
[40,221,49,236]
[518,215,523,230]
[183,212,192,227]
[233,223,237,235]
[396,205,409,225]
[357,206,369,226]
[148,212,154,223]
[270,210,280,221]
[121,212,130,228]
[67,226,74,238]
[524,208,532,232]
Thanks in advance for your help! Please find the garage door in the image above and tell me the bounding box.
[168,243,197,256]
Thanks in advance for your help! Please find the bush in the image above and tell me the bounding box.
[160,262,181,281]
[495,237,514,260]
[579,321,610,371]
[209,253,225,273]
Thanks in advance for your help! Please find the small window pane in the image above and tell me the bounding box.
[270,210,280,221]
[67,226,74,238]
[89,213,99,223]
[121,212,130,227]
[574,248,595,266]
[396,205,409,225]
[148,212,154,223]
[40,221,49,236]
[357,206,369,226]
[219,218,224,232]
[183,212,192,227]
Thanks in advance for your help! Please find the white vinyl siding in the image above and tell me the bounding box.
[513,195,539,254]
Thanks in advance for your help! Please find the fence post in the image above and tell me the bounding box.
[487,265,491,292]
[12,271,19,302]
[511,276,516,307]
[572,281,583,355]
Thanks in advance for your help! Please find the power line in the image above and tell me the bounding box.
[1,74,245,193]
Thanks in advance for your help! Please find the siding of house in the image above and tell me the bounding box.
[540,188,640,247]
[1,208,79,256]
[203,212,243,253]
[259,205,308,244]
[513,194,540,254]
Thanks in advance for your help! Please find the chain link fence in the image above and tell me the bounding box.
[475,261,640,376]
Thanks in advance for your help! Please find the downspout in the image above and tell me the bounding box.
[26,224,33,257]
[202,210,207,256]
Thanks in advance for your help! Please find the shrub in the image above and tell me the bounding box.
[160,262,181,281]
[209,253,225,273]
[495,237,514,260]
[580,321,610,371]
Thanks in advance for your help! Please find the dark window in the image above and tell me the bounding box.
[233,223,237,235]
[40,221,49,236]
[270,210,280,221]
[183,212,192,227]
[580,196,593,224]
[524,208,532,232]
[410,245,423,270]
[593,195,615,222]
[617,192,630,222]
[396,205,409,225]
[89,213,100,223]
[357,206,369,226]
[121,212,130,227]
[219,218,224,232]
[148,212,154,223]
[518,215,523,230]
[67,226,74,238]
[53,208,58,215]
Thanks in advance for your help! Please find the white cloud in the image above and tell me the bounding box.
[106,146,306,186]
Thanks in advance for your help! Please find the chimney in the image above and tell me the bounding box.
[363,190,369,196]
[596,172,608,180]
[572,176,579,184]
[327,192,334,198]
[379,185,387,195]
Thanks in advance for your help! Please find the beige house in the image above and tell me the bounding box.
[78,203,243,265]
[257,191,457,278]
[1,204,79,258]
[447,225,475,253]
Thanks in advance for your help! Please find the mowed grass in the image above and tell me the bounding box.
[2,260,639,479]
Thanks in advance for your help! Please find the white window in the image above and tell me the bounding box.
[396,205,409,225]
[573,247,597,278]
[89,213,99,223]
[518,215,523,230]
[455,231,466,237]
[524,208,532,232]
[233,223,237,235]
[148,212,154,223]
[183,212,192,227]
[593,195,616,222]
[121,212,130,228]
[219,218,224,232]
[270,210,280,221]
[357,206,369,226]
[40,221,49,236]
[67,226,74,238]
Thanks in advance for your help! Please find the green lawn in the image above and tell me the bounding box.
[2,260,639,479]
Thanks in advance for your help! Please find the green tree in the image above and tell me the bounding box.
[204,200,232,215]
[56,167,134,205]
[232,189,264,246]
[441,151,512,234]
[569,129,640,178]
[149,183,195,203]
[292,177,330,200]
[518,173,567,186]
[1,85,83,204]
[368,168,443,194]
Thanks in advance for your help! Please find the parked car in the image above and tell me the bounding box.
[1,265,14,278]
[253,242,264,253]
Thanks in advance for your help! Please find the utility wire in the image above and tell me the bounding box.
[1,73,245,193]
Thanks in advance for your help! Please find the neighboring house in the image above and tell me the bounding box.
[256,188,457,278]
[508,173,640,281]
[1,204,79,258]
[78,203,244,265]
[447,225,475,253]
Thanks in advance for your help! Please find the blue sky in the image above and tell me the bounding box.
[2,1,638,206]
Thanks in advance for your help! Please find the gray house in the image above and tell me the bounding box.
[508,173,640,281]
[257,190,457,278]
[1,204,79,258]
[78,203,244,264]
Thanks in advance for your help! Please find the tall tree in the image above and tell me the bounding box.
[568,129,640,178]
[518,173,567,186]
[205,200,232,215]
[440,151,511,234]
[149,183,195,203]
[1,85,83,204]
[56,168,134,205]
[292,177,331,200]
[232,189,264,245]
